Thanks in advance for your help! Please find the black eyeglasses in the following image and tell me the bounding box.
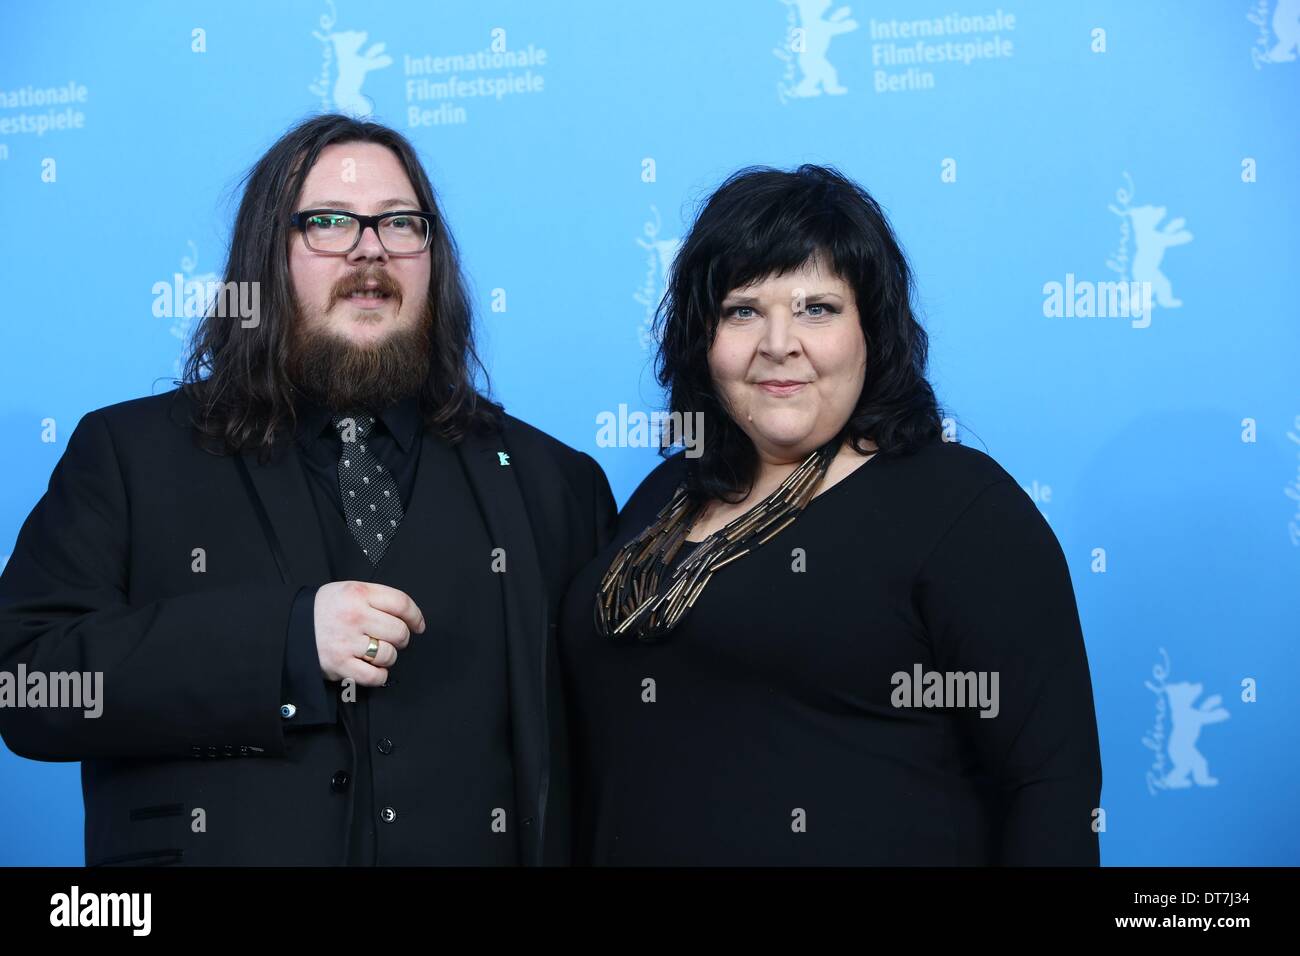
[290,208,436,255]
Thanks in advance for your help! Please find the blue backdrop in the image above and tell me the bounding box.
[1,0,1297,866]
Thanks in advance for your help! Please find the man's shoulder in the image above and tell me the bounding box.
[71,387,194,449]
[496,411,596,473]
[81,386,191,432]
[44,389,199,482]
[483,411,614,517]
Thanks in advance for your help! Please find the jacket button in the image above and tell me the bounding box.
[376,737,393,755]
[380,806,397,824]
[330,771,350,792]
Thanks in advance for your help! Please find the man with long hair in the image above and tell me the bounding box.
[0,114,616,865]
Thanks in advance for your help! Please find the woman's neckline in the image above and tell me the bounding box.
[683,447,881,544]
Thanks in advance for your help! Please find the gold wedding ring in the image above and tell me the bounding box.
[363,636,380,661]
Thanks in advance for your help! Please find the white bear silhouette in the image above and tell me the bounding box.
[785,0,858,97]
[1263,0,1300,63]
[1126,204,1192,310]
[1160,681,1229,789]
[326,30,392,117]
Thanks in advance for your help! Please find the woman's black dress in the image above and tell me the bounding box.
[558,434,1103,865]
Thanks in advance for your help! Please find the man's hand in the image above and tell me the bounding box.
[314,581,426,686]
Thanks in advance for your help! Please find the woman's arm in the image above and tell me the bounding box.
[913,478,1103,866]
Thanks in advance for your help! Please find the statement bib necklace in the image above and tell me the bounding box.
[594,436,842,642]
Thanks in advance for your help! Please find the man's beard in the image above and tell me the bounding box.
[286,297,434,414]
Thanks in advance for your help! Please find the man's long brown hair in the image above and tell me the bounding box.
[180,113,501,459]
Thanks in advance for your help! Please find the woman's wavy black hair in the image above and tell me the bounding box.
[180,113,500,459]
[653,163,944,503]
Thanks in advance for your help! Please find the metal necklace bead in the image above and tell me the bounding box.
[594,436,842,642]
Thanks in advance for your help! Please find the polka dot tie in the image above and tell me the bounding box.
[332,412,404,565]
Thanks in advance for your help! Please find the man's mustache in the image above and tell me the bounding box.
[333,270,402,303]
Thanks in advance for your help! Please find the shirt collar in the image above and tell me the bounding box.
[294,393,421,455]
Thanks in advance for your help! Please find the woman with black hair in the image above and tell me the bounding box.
[558,164,1103,866]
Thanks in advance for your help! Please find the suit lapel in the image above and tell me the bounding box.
[454,426,550,866]
[235,443,332,587]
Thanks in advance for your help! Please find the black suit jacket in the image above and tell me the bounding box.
[0,388,616,865]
